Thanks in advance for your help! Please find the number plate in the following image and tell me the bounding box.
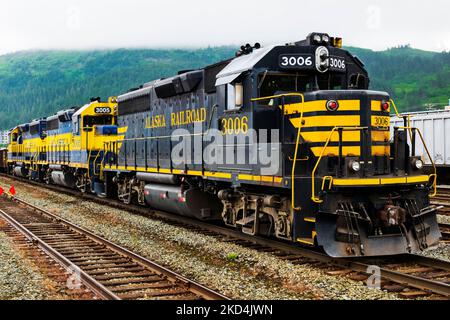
[279,54,314,69]
[329,56,346,72]
[373,116,389,127]
[95,107,111,114]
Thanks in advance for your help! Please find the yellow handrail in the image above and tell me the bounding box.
[396,126,437,197]
[87,149,92,178]
[321,176,334,190]
[311,126,368,203]
[250,93,306,103]
[390,98,412,138]
[251,93,305,210]
[389,98,401,118]
[93,151,101,176]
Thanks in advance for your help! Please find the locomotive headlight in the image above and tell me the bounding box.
[322,35,330,44]
[414,159,424,170]
[349,160,361,172]
[313,34,321,44]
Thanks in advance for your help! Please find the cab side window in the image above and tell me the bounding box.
[226,83,243,111]
[349,73,367,89]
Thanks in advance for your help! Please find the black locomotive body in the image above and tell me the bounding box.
[99,33,440,257]
[5,33,440,257]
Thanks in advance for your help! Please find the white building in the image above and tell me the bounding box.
[0,130,9,145]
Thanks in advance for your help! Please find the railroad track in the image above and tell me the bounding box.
[432,186,450,217]
[0,194,228,300]
[439,222,450,241]
[1,174,450,299]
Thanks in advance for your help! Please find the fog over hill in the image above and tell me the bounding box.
[0,45,448,130]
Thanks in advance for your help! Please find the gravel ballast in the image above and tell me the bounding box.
[0,177,428,300]
[0,226,66,300]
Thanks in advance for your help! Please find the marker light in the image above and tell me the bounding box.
[381,102,389,111]
[326,100,339,111]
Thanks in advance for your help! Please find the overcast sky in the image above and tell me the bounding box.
[0,0,448,55]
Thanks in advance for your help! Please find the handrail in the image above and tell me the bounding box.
[396,126,437,197]
[390,98,412,138]
[311,125,437,203]
[251,92,305,211]
[87,149,92,178]
[311,126,368,203]
[250,93,306,103]
[389,98,401,118]
[92,150,102,176]
[321,176,334,191]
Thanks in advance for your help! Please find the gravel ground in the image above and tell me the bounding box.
[420,243,450,262]
[0,178,404,300]
[0,226,66,300]
[437,214,450,224]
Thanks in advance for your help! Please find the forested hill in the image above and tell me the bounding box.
[0,45,449,130]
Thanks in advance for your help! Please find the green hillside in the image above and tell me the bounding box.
[0,45,449,130]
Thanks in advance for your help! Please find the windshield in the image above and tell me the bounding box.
[83,115,114,127]
[258,72,345,99]
[258,73,312,98]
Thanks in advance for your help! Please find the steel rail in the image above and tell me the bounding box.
[0,193,229,300]
[0,205,120,300]
[1,174,449,297]
[11,195,229,300]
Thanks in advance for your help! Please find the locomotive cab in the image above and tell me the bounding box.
[216,33,440,256]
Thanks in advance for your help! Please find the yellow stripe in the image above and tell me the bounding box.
[274,177,283,184]
[284,100,360,115]
[301,131,360,143]
[304,217,316,223]
[333,175,430,186]
[118,127,128,134]
[204,171,232,179]
[237,174,254,181]
[380,177,407,184]
[333,178,379,186]
[311,146,360,157]
[371,100,390,112]
[371,131,389,142]
[113,166,233,179]
[187,170,203,176]
[291,115,360,128]
[407,175,429,183]
[261,176,273,183]
[372,145,390,156]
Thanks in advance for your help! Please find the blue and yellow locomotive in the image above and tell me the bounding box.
[7,97,117,194]
[6,33,441,257]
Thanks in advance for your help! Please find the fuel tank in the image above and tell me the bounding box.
[51,171,76,188]
[137,172,179,185]
[144,184,222,220]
